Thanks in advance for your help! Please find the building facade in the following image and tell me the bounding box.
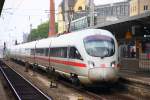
[58,0,77,33]
[73,0,87,12]
[58,5,66,33]
[57,0,88,33]
[130,0,150,16]
[58,0,131,33]
[95,1,129,23]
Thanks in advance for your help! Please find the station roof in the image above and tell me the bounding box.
[92,11,150,29]
[0,0,5,15]
[91,11,150,40]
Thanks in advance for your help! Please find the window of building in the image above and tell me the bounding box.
[113,6,117,15]
[144,5,148,11]
[125,6,128,15]
[131,5,135,13]
[121,6,125,16]
[104,7,107,16]
[106,7,109,16]
[108,7,111,16]
[101,8,104,16]
[69,47,83,60]
[78,6,82,11]
[119,6,122,16]
[117,6,120,15]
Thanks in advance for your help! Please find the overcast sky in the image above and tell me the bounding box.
[0,0,126,45]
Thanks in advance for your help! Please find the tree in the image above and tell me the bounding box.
[27,21,58,42]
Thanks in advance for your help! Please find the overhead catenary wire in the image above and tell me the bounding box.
[1,1,91,37]
[2,0,25,32]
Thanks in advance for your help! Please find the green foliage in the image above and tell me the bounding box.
[27,21,58,42]
[55,22,58,33]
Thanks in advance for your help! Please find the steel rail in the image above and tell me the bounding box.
[0,61,52,100]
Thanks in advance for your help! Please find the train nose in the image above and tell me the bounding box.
[88,67,118,82]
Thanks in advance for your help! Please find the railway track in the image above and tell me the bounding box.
[58,78,137,100]
[0,61,52,100]
[3,59,149,100]
[119,77,150,98]
[119,69,150,98]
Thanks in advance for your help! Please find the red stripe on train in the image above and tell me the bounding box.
[34,56,86,68]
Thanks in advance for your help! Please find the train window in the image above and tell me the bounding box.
[69,47,83,60]
[45,48,49,56]
[31,49,35,55]
[35,48,45,56]
[84,35,115,57]
[61,47,67,58]
[50,47,67,58]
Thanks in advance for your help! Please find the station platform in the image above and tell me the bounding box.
[119,70,150,86]
[119,58,150,86]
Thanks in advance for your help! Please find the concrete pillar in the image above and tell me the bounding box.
[89,0,94,27]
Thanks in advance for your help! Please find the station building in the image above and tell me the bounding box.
[58,0,131,33]
[57,0,88,33]
[130,0,150,16]
[95,1,130,23]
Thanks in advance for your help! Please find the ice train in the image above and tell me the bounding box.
[8,29,119,84]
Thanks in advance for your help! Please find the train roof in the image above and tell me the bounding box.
[11,29,114,49]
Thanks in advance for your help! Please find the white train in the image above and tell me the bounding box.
[8,29,119,85]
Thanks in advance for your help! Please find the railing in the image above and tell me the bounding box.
[139,53,150,71]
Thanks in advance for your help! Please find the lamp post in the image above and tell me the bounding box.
[89,0,94,27]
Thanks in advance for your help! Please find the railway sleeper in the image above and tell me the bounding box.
[46,67,58,88]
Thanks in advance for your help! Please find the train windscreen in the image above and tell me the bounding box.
[84,35,115,57]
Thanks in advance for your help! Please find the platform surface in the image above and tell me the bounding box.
[0,79,8,100]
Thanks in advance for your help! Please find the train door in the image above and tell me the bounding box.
[68,46,83,73]
[68,46,83,84]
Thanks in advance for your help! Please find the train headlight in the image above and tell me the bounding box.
[88,61,95,68]
[111,61,116,68]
